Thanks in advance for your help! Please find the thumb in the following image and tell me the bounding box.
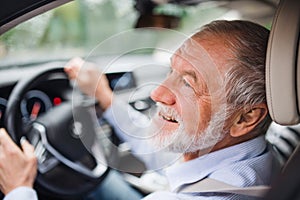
[20,137,35,157]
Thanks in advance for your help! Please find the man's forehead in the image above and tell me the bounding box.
[171,37,225,95]
[171,38,219,75]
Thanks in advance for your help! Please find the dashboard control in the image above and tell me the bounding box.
[129,97,155,112]
[107,72,136,91]
[20,90,53,124]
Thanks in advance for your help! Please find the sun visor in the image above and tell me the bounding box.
[266,0,300,125]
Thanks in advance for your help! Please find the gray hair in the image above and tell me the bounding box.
[196,20,272,134]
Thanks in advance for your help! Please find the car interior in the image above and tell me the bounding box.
[0,0,300,199]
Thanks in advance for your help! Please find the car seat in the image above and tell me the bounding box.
[264,0,300,199]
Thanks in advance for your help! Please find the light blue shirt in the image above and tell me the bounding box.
[4,187,37,200]
[142,136,273,200]
[4,100,275,200]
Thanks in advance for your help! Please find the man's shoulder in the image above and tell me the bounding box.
[209,151,273,187]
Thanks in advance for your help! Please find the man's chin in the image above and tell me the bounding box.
[150,131,221,154]
[150,134,192,153]
[148,124,192,153]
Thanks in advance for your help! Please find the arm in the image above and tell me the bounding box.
[64,58,161,168]
[64,57,113,111]
[64,58,151,148]
[0,129,38,199]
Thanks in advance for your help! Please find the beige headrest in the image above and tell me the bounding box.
[266,0,300,125]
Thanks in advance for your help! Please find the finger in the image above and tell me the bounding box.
[66,57,84,68]
[64,66,78,80]
[20,137,35,157]
[64,57,84,79]
[0,128,19,150]
[65,66,79,80]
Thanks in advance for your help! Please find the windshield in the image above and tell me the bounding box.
[0,0,271,69]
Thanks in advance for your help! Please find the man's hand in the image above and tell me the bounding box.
[64,57,113,111]
[0,129,37,195]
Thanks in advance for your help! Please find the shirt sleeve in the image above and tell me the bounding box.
[3,187,38,200]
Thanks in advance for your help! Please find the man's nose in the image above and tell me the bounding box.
[150,84,176,105]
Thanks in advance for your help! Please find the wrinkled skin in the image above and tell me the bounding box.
[0,129,37,195]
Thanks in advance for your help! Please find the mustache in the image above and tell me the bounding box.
[155,103,183,124]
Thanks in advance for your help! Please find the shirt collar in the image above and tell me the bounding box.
[165,135,267,191]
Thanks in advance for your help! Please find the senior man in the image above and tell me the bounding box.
[0,20,274,200]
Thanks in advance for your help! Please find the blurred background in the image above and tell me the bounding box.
[0,0,278,67]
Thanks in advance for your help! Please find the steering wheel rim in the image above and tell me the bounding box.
[4,67,109,197]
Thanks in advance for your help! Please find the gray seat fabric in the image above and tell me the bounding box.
[266,122,300,167]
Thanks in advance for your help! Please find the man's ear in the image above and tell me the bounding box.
[230,103,268,137]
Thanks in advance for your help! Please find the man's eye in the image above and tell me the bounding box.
[167,69,173,76]
[183,78,192,88]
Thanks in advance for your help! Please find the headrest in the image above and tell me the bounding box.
[266,0,300,125]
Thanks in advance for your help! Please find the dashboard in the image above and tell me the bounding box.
[0,62,145,129]
[0,77,72,128]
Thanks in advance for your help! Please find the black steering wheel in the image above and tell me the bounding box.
[4,67,109,198]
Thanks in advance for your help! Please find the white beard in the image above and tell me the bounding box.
[150,104,226,153]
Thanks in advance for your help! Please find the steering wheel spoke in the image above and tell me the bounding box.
[28,122,108,178]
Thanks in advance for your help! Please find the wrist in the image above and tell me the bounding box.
[4,184,33,196]
[95,87,113,111]
[4,186,37,200]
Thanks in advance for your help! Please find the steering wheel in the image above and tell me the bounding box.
[4,67,109,198]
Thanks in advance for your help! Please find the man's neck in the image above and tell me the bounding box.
[183,133,260,161]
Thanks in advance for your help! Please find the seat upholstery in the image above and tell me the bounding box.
[264,0,300,199]
[265,0,300,125]
[266,122,300,167]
